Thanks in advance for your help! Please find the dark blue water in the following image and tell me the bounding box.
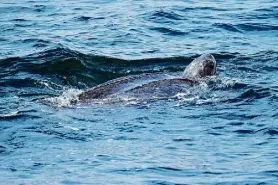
[1,0,278,184]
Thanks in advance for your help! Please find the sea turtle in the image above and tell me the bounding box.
[77,53,216,103]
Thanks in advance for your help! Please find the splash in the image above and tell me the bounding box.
[174,76,239,106]
[44,88,83,107]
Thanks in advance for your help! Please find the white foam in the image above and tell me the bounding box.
[44,88,83,107]
[174,76,238,106]
[0,111,19,117]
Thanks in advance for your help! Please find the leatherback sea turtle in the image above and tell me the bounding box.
[77,54,216,103]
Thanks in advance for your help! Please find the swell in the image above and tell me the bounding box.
[214,23,278,32]
[0,47,192,89]
[150,10,184,21]
[0,5,57,14]
[0,47,277,90]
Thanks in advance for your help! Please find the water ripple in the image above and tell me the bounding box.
[1,1,278,184]
[150,27,188,36]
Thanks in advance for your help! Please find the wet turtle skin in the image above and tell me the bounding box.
[77,54,216,103]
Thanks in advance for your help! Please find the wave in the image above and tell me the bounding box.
[214,23,278,32]
[237,23,278,31]
[150,27,188,36]
[213,23,243,33]
[0,47,276,76]
[145,10,185,24]
[0,5,57,14]
[1,47,277,102]
[180,6,229,12]
[0,48,214,77]
[1,48,277,69]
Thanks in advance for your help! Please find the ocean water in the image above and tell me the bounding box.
[1,0,278,184]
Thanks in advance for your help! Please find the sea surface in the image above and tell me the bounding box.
[1,0,278,184]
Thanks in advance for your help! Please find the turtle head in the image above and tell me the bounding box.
[183,53,216,78]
